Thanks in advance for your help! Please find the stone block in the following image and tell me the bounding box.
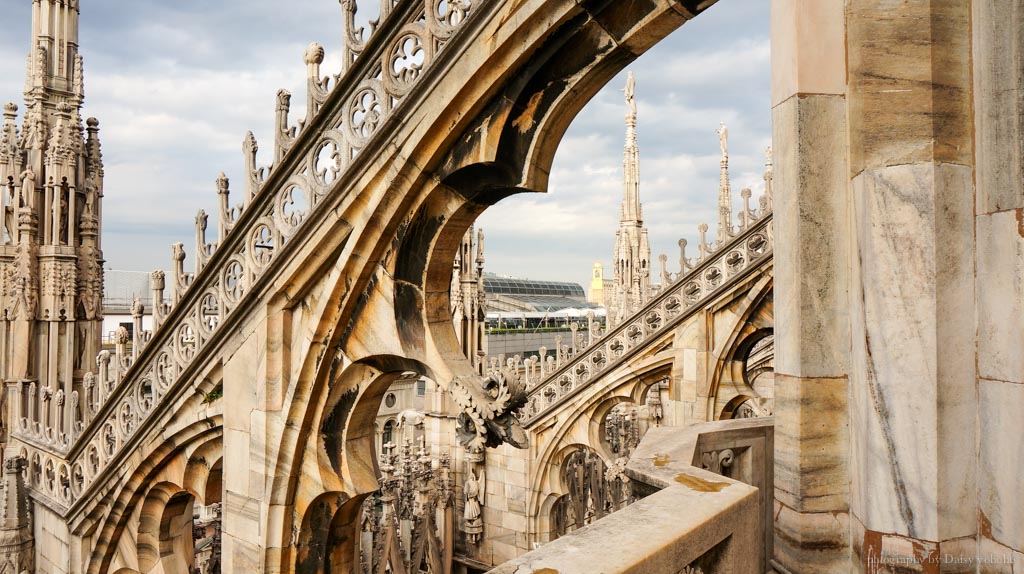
[503,511,527,533]
[773,502,850,573]
[972,0,1024,214]
[770,0,846,105]
[849,163,976,542]
[223,490,263,543]
[980,378,1024,553]
[772,93,850,379]
[224,427,251,494]
[847,0,972,173]
[773,374,848,513]
[223,532,261,572]
[977,211,1024,384]
[505,454,527,474]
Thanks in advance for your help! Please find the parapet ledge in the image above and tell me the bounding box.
[489,419,772,574]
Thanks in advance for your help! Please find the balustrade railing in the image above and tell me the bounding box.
[10,0,479,511]
[512,211,773,427]
[490,419,774,574]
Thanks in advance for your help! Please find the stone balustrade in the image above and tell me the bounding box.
[490,418,774,574]
[514,213,773,427]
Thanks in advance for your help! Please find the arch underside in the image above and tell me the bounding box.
[76,1,735,572]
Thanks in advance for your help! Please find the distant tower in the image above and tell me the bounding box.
[0,1,103,567]
[608,72,651,327]
[588,262,606,306]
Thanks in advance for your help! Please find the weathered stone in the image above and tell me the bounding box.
[771,94,850,380]
[973,0,1024,214]
[847,0,973,174]
[976,210,1024,384]
[773,374,848,513]
[849,163,976,542]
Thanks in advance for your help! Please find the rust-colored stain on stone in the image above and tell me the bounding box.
[531,569,559,574]
[673,473,728,492]
[652,453,670,467]
[862,529,883,574]
[979,509,993,539]
[512,91,544,133]
[1015,208,1024,238]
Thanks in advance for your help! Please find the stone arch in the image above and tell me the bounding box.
[534,492,562,545]
[182,436,224,507]
[79,420,222,574]
[294,490,356,574]
[284,358,432,572]
[720,392,759,420]
[706,274,774,420]
[136,481,196,574]
[549,444,620,539]
[590,395,638,460]
[525,358,672,540]
[258,2,728,567]
[318,358,429,494]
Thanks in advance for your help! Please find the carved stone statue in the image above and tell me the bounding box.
[18,167,34,209]
[463,467,484,544]
[624,72,636,115]
[130,296,144,318]
[717,122,728,158]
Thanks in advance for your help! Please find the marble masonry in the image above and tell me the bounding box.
[0,0,1019,573]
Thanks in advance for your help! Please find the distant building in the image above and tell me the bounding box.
[102,270,157,345]
[587,262,613,306]
[482,275,602,360]
[483,275,595,313]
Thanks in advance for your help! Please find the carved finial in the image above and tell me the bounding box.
[216,172,229,194]
[150,270,165,289]
[115,326,130,345]
[276,89,292,112]
[3,103,16,116]
[476,227,485,266]
[304,43,325,66]
[698,223,710,260]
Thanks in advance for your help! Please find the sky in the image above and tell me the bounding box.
[0,0,771,292]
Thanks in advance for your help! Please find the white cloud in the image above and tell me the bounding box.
[0,0,770,288]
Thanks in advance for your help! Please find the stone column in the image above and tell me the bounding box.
[846,1,977,570]
[972,0,1024,567]
[770,0,851,571]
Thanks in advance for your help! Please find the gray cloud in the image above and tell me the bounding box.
[0,0,769,290]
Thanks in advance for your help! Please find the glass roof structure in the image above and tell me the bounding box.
[483,277,586,298]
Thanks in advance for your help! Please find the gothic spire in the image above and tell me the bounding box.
[621,72,641,223]
[716,122,732,244]
[609,72,651,327]
[28,0,83,101]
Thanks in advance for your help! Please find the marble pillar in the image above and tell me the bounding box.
[770,0,851,571]
[847,1,978,571]
[974,0,1024,570]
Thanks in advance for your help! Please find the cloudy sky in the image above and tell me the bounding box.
[0,0,770,291]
